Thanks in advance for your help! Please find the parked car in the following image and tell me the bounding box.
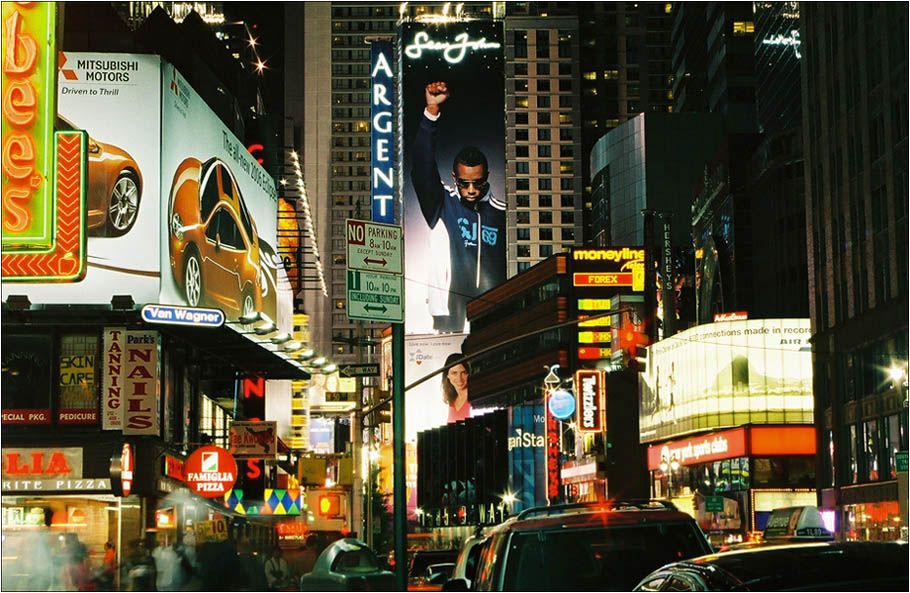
[443,531,487,590]
[633,541,909,591]
[58,116,143,236]
[445,500,713,591]
[168,157,269,318]
[408,549,458,590]
[298,538,395,591]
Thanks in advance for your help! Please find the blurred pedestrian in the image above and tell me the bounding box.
[235,538,267,591]
[123,539,155,592]
[97,542,117,591]
[264,547,292,591]
[62,533,93,591]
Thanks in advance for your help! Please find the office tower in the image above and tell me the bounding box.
[802,3,909,538]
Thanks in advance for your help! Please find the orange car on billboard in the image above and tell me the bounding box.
[58,117,143,237]
[168,157,272,319]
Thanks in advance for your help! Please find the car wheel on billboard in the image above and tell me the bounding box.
[241,289,255,318]
[184,248,203,307]
[106,171,141,236]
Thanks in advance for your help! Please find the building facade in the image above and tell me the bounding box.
[801,3,909,540]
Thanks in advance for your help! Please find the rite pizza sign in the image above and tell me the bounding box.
[184,445,237,498]
[1,447,111,492]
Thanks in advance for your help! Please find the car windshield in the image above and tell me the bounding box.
[502,522,709,591]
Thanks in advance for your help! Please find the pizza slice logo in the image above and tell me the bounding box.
[201,451,219,473]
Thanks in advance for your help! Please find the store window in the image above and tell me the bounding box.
[863,419,880,481]
[846,424,859,484]
[1,333,54,423]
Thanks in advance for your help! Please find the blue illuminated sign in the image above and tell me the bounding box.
[547,388,576,421]
[371,41,395,223]
[141,304,225,328]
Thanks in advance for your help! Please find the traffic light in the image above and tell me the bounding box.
[618,322,649,371]
[318,493,342,517]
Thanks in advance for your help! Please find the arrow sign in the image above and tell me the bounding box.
[347,270,403,323]
[339,363,380,378]
[346,219,402,274]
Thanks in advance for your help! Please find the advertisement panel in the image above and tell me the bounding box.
[370,41,395,224]
[507,404,546,512]
[405,333,468,442]
[401,20,505,336]
[122,330,159,436]
[1,2,57,251]
[11,52,162,299]
[640,319,814,442]
[160,63,280,327]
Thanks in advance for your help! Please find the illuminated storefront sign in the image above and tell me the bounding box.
[404,31,501,64]
[370,41,394,223]
[646,426,816,470]
[577,331,612,344]
[102,328,125,430]
[110,442,134,497]
[1,2,56,249]
[547,388,576,421]
[577,298,612,311]
[1,447,111,492]
[714,311,749,322]
[577,347,612,360]
[640,319,814,442]
[122,331,159,436]
[185,445,237,498]
[573,272,636,287]
[545,413,560,503]
[140,303,225,327]
[575,370,604,433]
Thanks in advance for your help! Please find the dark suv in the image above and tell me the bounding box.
[450,501,712,591]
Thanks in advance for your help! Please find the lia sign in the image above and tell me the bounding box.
[184,445,237,498]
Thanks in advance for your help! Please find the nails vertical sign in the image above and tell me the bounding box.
[122,331,159,436]
[1,3,88,281]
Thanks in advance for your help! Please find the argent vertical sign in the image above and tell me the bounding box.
[371,41,395,223]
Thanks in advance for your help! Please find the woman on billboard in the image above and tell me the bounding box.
[442,353,471,423]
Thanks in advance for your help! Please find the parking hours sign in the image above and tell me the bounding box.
[346,219,402,274]
[347,270,403,323]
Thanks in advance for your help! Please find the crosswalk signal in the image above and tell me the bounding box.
[318,493,342,517]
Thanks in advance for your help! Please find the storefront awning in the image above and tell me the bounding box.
[1,306,308,380]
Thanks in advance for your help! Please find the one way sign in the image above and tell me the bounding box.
[338,363,380,378]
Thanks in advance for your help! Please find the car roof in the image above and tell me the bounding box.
[666,541,909,590]
[492,502,698,533]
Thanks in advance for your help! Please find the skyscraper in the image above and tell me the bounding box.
[802,3,909,539]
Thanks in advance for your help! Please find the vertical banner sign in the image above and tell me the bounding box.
[102,327,126,430]
[122,331,159,436]
[1,2,56,250]
[545,412,561,504]
[401,20,505,335]
[371,41,395,224]
[660,213,675,337]
[574,369,605,433]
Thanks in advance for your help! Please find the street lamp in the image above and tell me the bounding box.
[888,363,908,407]
[659,454,682,497]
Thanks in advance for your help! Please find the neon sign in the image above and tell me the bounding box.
[370,41,394,223]
[1,2,56,248]
[404,31,501,64]
[574,370,605,433]
[762,30,801,59]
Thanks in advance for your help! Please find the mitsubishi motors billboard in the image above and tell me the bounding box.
[11,52,162,303]
[160,64,280,324]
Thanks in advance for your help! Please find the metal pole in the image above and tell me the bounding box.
[392,322,407,590]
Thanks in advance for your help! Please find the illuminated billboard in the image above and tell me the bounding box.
[405,333,468,442]
[160,63,280,325]
[6,52,161,296]
[370,41,395,223]
[1,2,56,251]
[639,318,814,442]
[401,20,505,336]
